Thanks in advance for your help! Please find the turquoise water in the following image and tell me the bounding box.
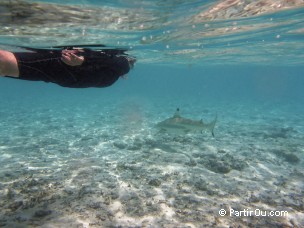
[0,1,304,227]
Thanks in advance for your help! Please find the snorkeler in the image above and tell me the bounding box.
[0,45,136,88]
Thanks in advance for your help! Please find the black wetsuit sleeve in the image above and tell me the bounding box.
[71,54,130,88]
[83,54,130,77]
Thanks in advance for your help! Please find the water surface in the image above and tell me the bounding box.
[0,0,303,227]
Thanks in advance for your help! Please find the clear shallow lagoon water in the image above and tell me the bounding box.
[0,1,304,227]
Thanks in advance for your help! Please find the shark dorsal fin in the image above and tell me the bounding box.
[173,108,181,118]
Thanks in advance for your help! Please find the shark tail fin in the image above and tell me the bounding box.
[206,114,217,137]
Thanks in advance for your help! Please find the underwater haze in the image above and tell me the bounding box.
[0,0,304,227]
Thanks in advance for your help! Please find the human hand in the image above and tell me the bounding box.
[61,50,84,66]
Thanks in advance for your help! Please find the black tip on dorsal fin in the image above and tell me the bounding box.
[174,108,180,118]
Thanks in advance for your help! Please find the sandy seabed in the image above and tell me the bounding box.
[0,98,303,228]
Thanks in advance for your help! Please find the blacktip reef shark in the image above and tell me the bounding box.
[156,108,217,136]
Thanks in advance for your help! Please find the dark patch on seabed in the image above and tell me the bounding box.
[0,100,303,228]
